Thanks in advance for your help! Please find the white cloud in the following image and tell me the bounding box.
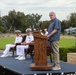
[0,0,76,21]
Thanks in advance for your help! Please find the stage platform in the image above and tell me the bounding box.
[0,55,76,75]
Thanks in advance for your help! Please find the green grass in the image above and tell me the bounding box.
[59,38,76,48]
[0,37,76,50]
[0,38,15,50]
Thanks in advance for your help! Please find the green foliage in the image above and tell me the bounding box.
[0,10,76,33]
[60,47,76,62]
[5,10,27,32]
[26,13,42,31]
[61,12,76,33]
[0,26,7,33]
[69,13,76,27]
[1,9,42,33]
[0,16,7,33]
[61,20,69,33]
[41,20,50,31]
[60,48,69,61]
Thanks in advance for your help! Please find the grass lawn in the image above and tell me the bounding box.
[59,38,76,48]
[0,38,15,50]
[0,37,76,50]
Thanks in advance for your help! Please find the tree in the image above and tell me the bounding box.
[26,13,42,31]
[2,10,27,32]
[61,20,69,33]
[1,10,42,33]
[41,20,50,31]
[61,12,76,33]
[69,12,76,27]
[0,16,7,33]
[14,11,27,32]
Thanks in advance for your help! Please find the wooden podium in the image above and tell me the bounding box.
[30,32,52,70]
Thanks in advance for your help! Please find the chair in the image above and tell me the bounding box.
[25,41,53,62]
[46,41,53,62]
[25,44,34,59]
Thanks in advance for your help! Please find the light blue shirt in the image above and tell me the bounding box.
[48,18,61,42]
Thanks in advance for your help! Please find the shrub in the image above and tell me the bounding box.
[60,46,76,62]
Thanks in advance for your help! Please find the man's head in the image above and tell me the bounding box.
[49,12,56,20]
[15,30,21,36]
[26,28,32,35]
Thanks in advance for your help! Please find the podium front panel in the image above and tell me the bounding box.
[34,37,47,66]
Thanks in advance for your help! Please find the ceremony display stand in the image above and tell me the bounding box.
[30,32,52,70]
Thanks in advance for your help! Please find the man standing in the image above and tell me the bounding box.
[47,12,61,70]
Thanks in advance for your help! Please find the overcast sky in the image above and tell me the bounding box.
[0,0,76,21]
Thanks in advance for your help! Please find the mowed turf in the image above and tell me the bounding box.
[0,38,15,50]
[0,37,76,50]
[59,38,76,48]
